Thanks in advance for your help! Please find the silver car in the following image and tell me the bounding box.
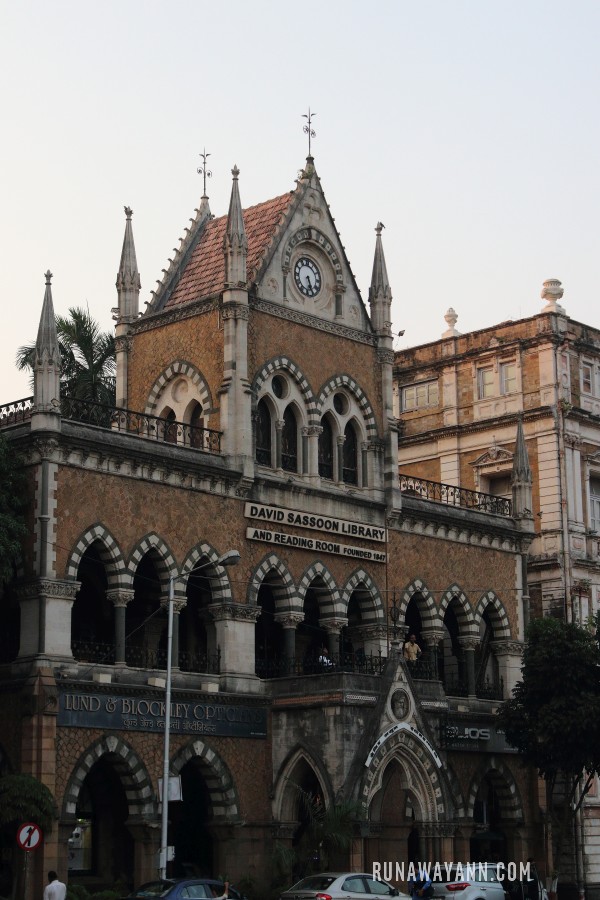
[431,863,506,900]
[280,872,409,900]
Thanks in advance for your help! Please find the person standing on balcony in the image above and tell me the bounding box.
[403,633,422,665]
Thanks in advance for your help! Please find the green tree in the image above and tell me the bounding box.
[0,433,27,584]
[497,616,600,879]
[16,307,116,405]
[0,774,55,833]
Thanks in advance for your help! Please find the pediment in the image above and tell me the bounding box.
[471,446,514,468]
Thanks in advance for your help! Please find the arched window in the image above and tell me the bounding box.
[318,416,334,479]
[256,399,272,466]
[163,408,177,444]
[281,405,298,472]
[342,422,358,484]
[189,402,204,449]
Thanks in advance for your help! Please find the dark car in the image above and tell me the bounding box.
[126,879,247,900]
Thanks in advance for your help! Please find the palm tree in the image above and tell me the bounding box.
[16,307,116,405]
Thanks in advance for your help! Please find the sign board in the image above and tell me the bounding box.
[58,689,268,738]
[17,823,42,851]
[244,502,386,542]
[443,719,517,753]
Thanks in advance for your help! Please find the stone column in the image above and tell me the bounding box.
[208,603,262,692]
[275,419,284,471]
[420,627,445,678]
[274,612,304,669]
[308,425,322,483]
[458,635,479,696]
[356,623,388,658]
[16,579,80,659]
[336,435,345,484]
[171,599,187,670]
[301,426,310,475]
[361,441,369,488]
[321,617,345,656]
[106,588,134,664]
[492,639,524,698]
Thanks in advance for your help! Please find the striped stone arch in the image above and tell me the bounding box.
[65,524,128,589]
[62,734,154,820]
[170,740,241,822]
[180,543,238,604]
[126,533,177,593]
[465,758,524,822]
[272,744,335,822]
[399,579,438,629]
[247,553,297,612]
[340,569,385,625]
[298,561,340,618]
[315,374,378,437]
[439,584,477,634]
[360,727,445,821]
[252,356,315,414]
[474,591,512,639]
[145,360,213,416]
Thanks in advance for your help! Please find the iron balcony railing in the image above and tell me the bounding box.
[256,651,387,679]
[0,395,222,453]
[400,474,512,516]
[404,652,504,700]
[71,640,221,675]
[0,397,33,426]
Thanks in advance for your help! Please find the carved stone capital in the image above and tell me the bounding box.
[377,348,395,366]
[32,438,60,460]
[114,335,133,353]
[320,617,346,635]
[208,603,262,623]
[274,612,305,628]
[458,635,480,652]
[105,588,135,609]
[491,639,524,657]
[420,627,446,646]
[221,303,249,321]
[307,425,323,437]
[16,578,80,602]
[356,623,388,640]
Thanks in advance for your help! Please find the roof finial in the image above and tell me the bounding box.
[44,269,53,285]
[124,206,133,220]
[197,148,212,199]
[302,107,316,158]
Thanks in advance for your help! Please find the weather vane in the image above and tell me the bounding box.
[302,108,316,156]
[197,148,212,197]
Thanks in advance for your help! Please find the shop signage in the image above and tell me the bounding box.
[58,689,267,738]
[244,502,386,542]
[246,527,387,563]
[444,719,515,753]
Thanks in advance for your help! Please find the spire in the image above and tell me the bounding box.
[116,206,141,322]
[368,223,392,335]
[223,165,247,286]
[33,270,61,412]
[512,417,533,525]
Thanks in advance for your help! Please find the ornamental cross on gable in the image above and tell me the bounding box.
[302,108,316,156]
[197,148,212,197]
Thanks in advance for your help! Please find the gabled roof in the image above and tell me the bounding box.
[162,191,295,309]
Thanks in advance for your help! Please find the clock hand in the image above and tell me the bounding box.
[304,273,313,290]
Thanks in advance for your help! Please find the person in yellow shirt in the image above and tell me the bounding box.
[403,633,422,664]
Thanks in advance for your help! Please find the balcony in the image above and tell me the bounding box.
[0,396,222,453]
[404,653,504,701]
[399,474,512,517]
[71,640,221,674]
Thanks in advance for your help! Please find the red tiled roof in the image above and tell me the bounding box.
[164,191,296,308]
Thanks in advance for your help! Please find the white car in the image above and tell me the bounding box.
[431,863,506,900]
[280,873,410,900]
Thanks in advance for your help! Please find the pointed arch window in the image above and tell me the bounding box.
[318,416,334,479]
[256,399,272,467]
[189,402,204,449]
[281,405,298,472]
[342,422,358,484]
[162,408,177,444]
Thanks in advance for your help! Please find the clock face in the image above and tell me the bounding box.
[294,256,322,298]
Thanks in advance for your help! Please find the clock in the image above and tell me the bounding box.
[294,256,322,298]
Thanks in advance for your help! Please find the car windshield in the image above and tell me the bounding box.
[289,877,337,891]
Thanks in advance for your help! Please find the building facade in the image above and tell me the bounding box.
[394,285,600,898]
[0,156,541,899]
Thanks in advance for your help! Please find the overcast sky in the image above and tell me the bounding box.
[1,0,599,404]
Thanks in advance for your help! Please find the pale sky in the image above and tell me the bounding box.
[1,0,599,404]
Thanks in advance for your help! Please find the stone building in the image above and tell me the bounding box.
[394,286,600,899]
[0,154,540,899]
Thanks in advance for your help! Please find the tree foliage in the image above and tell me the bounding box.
[0,774,55,832]
[16,306,116,405]
[497,616,600,874]
[0,433,27,584]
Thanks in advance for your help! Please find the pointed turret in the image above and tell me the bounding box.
[223,166,247,286]
[116,206,141,323]
[368,223,392,336]
[512,417,534,527]
[33,270,61,414]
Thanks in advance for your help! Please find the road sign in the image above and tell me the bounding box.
[16,823,43,851]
